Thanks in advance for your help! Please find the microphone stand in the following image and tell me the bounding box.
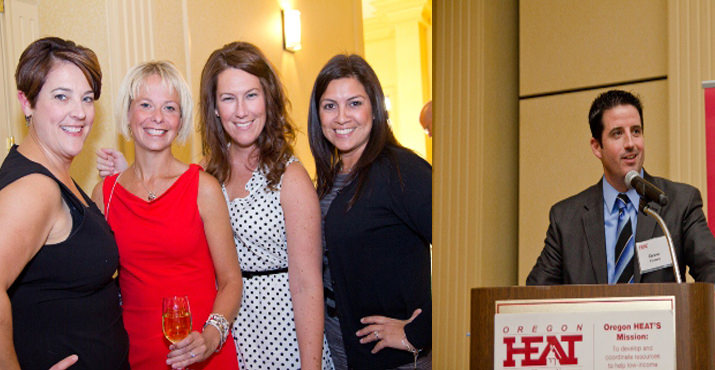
[639,199,683,283]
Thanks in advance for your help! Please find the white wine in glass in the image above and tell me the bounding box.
[162,296,192,343]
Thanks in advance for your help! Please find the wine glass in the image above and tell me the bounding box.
[162,296,192,344]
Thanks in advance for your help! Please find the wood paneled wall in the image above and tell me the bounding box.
[433,1,518,368]
[668,0,715,208]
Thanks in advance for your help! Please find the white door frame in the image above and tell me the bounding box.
[0,0,39,158]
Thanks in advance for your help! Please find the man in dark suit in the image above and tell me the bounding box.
[527,89,715,285]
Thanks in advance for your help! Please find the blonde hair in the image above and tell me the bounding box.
[116,60,193,142]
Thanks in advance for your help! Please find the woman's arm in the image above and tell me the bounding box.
[281,162,325,370]
[166,171,242,369]
[0,175,72,369]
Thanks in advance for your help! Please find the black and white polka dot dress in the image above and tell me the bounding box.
[224,157,334,370]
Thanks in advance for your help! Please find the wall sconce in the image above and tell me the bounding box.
[282,9,301,52]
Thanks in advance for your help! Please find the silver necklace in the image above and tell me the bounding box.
[134,166,157,201]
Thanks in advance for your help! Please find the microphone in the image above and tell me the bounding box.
[625,170,669,206]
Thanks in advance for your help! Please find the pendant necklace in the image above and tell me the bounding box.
[134,166,157,201]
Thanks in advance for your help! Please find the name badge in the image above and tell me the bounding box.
[636,236,673,274]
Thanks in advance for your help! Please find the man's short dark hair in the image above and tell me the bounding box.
[588,89,643,144]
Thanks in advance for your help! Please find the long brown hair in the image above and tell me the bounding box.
[198,41,295,189]
[308,54,402,206]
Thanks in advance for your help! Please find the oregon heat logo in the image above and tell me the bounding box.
[501,325,583,367]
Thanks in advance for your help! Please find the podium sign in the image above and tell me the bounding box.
[494,310,675,369]
[493,296,675,369]
[471,284,715,370]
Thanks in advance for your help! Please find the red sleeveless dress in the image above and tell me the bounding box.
[102,164,238,370]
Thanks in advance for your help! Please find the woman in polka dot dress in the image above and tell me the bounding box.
[198,42,333,370]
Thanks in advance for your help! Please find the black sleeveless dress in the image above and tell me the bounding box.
[2,146,129,370]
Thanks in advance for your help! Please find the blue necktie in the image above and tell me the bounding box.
[614,194,634,283]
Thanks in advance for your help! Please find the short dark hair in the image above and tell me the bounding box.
[15,37,102,107]
[308,54,400,203]
[588,89,643,144]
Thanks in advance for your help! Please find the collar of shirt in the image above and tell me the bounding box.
[602,169,643,214]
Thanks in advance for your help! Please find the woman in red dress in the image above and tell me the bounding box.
[91,61,242,370]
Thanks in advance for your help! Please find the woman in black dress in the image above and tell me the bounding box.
[0,37,129,370]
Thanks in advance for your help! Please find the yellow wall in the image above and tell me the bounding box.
[434,1,519,368]
[363,0,431,161]
[520,0,667,96]
[32,0,363,190]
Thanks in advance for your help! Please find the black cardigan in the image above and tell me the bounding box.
[324,146,432,369]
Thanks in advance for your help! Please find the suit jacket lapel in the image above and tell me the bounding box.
[582,180,608,284]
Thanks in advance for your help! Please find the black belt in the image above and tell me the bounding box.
[242,267,288,279]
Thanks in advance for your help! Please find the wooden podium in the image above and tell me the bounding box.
[471,283,715,369]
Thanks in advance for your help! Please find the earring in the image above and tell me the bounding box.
[25,115,31,127]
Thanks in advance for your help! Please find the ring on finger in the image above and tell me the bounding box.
[374,331,380,340]
[190,352,196,358]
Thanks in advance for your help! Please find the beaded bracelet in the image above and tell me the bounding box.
[401,337,422,369]
[203,313,230,352]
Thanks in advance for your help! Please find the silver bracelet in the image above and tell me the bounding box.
[401,337,421,370]
[203,313,230,352]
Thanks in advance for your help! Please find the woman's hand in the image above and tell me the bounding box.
[356,308,422,354]
[49,354,78,370]
[165,329,220,369]
[96,148,128,177]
